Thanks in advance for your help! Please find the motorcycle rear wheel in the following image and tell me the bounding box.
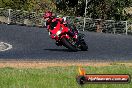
[79,40,88,51]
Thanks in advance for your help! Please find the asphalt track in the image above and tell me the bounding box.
[0,24,132,61]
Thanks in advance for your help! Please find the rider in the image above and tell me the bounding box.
[43,11,78,45]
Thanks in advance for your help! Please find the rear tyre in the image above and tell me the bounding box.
[61,37,78,52]
[79,41,88,51]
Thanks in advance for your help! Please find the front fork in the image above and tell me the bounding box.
[55,34,70,46]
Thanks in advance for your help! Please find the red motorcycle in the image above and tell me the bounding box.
[47,17,88,52]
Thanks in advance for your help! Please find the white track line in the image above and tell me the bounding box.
[0,42,12,51]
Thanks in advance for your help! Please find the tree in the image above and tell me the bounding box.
[1,0,132,21]
[54,0,84,16]
[1,0,28,10]
[86,0,132,20]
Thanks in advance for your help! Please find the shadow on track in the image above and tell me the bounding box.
[44,49,72,52]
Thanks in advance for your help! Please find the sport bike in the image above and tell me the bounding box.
[47,18,88,52]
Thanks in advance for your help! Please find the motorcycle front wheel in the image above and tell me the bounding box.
[61,37,78,52]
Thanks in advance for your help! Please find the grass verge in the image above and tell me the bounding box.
[0,64,132,88]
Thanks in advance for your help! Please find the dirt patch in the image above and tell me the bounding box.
[0,60,132,68]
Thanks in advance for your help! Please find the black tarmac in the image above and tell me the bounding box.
[0,24,132,61]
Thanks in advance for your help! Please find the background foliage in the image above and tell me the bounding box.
[0,0,132,20]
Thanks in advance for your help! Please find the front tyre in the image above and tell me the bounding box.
[61,37,78,52]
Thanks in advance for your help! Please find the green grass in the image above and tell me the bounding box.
[0,65,132,88]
